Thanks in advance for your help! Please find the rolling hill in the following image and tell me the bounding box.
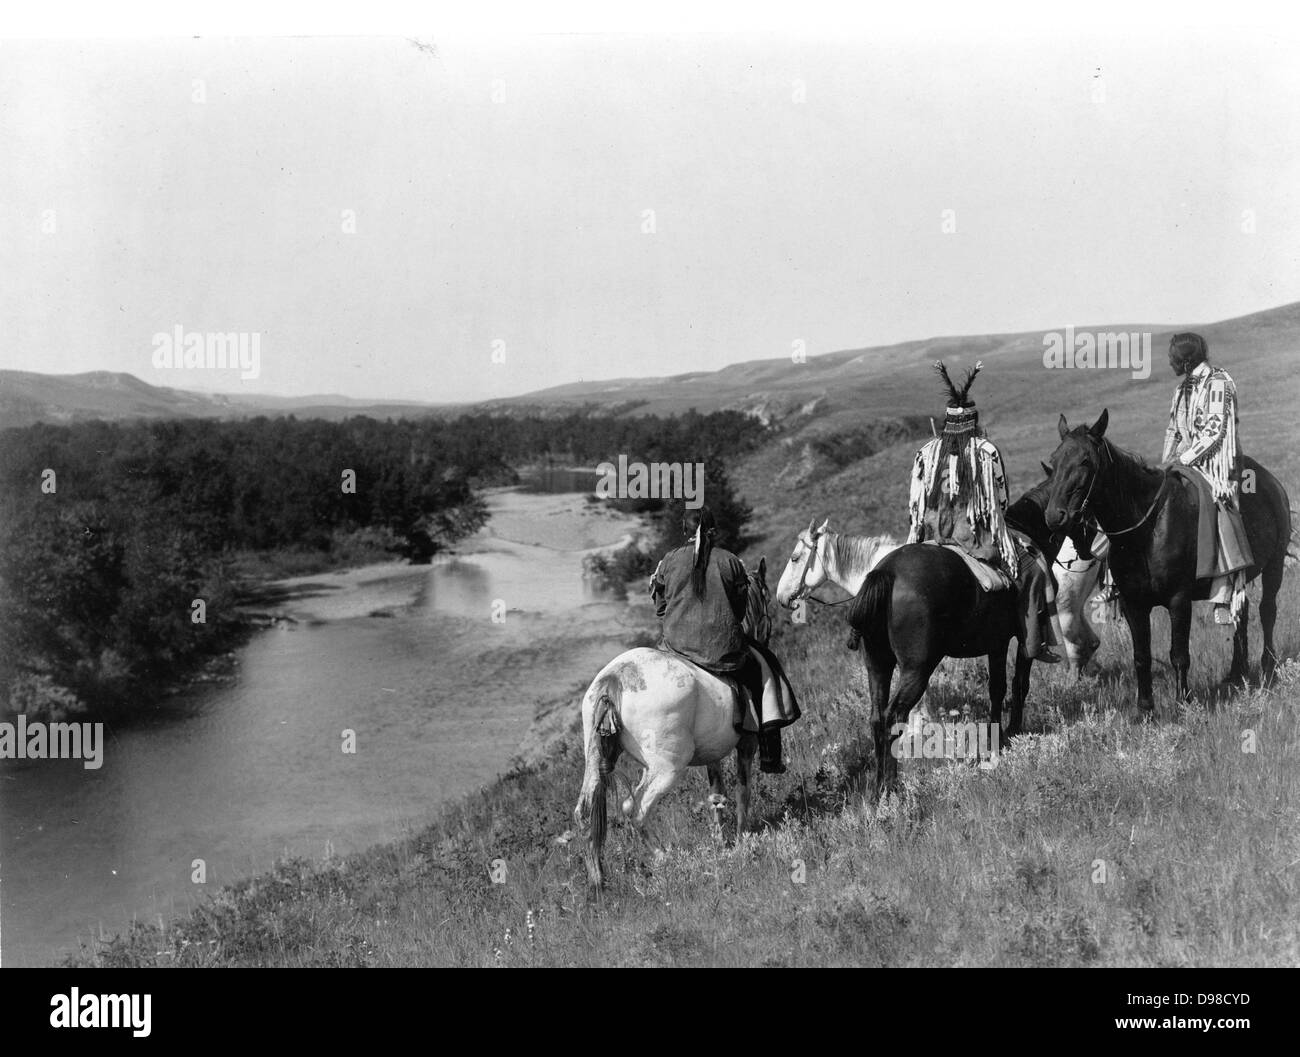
[0,370,446,429]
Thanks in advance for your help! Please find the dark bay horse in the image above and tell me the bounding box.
[1042,410,1291,714]
[847,482,1071,799]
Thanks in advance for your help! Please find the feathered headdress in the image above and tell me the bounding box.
[928,359,985,501]
[934,359,983,410]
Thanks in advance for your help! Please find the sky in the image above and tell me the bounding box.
[3,24,1300,402]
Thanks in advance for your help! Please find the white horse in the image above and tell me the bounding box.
[774,517,899,610]
[1052,533,1107,681]
[574,561,774,888]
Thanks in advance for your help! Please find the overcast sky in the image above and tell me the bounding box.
[3,29,1299,402]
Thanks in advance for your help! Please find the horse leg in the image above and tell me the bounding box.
[733,732,758,839]
[628,764,686,850]
[1228,596,1250,688]
[1009,645,1032,739]
[1072,568,1102,680]
[864,651,896,803]
[987,640,1008,736]
[1260,559,1283,687]
[1122,598,1155,717]
[1168,595,1192,707]
[705,762,728,843]
[876,666,935,801]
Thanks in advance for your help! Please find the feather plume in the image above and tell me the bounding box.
[934,361,962,405]
[959,360,984,404]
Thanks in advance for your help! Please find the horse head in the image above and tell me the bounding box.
[774,516,829,608]
[1043,409,1109,533]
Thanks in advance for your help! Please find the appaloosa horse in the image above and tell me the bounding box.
[574,561,776,888]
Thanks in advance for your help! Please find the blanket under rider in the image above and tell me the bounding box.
[916,537,1041,592]
[1167,465,1254,579]
[734,638,801,735]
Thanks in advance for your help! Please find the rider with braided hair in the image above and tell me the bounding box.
[649,506,791,774]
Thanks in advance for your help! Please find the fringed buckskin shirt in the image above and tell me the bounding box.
[1162,361,1242,503]
[906,434,1021,580]
[649,544,750,672]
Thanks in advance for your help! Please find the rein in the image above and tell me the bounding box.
[1078,439,1167,538]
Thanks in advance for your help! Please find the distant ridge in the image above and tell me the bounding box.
[0,370,449,430]
[3,300,1298,440]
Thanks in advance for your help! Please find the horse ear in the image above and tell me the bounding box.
[817,517,830,535]
[1041,460,1054,477]
[1089,408,1109,439]
[806,517,816,535]
[1058,413,1070,440]
[757,555,767,579]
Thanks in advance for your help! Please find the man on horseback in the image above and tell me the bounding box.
[907,361,1061,663]
[649,506,797,774]
[1160,332,1254,625]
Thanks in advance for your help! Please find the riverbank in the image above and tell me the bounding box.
[5,484,658,967]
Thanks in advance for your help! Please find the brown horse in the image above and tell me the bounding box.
[1042,410,1291,714]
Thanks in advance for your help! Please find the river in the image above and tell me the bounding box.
[0,479,650,966]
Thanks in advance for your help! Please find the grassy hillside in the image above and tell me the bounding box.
[67,594,1300,967]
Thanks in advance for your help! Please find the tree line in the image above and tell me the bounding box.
[0,409,764,718]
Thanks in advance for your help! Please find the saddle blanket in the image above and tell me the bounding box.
[1167,465,1254,579]
[729,639,800,736]
[920,540,1015,592]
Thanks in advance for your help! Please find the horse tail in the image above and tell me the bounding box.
[576,676,622,888]
[846,567,894,651]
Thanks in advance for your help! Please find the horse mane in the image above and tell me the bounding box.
[742,567,771,644]
[1094,434,1165,509]
[831,532,898,575]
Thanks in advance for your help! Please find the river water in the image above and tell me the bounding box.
[0,481,648,966]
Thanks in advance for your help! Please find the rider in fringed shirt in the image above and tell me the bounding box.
[1160,332,1254,625]
[907,361,1061,663]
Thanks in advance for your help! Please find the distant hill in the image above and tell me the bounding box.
[486,300,1300,449]
[0,370,447,429]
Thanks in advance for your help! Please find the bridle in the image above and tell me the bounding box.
[1068,437,1166,538]
[788,526,854,607]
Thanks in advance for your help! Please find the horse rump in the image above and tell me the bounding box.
[845,565,895,651]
